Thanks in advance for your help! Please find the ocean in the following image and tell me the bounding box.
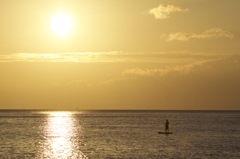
[0,110,239,159]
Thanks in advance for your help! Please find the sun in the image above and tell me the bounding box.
[51,14,72,36]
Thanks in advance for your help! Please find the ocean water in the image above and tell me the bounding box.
[0,110,239,159]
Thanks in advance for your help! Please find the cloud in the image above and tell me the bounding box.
[0,52,122,63]
[121,59,216,77]
[149,4,189,19]
[122,67,189,77]
[0,52,225,64]
[165,28,234,41]
[99,54,240,109]
[121,54,240,78]
[99,53,231,85]
[1,53,240,110]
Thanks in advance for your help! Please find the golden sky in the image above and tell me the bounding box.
[0,0,240,110]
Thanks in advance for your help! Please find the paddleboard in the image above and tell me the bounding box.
[158,132,173,134]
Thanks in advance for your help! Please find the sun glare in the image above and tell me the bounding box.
[51,14,72,36]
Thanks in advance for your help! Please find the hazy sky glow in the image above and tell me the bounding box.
[0,0,240,110]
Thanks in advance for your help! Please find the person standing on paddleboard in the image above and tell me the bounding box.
[165,119,169,133]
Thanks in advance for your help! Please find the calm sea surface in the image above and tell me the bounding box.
[0,110,239,159]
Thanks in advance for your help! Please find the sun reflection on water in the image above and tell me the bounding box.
[40,111,87,159]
